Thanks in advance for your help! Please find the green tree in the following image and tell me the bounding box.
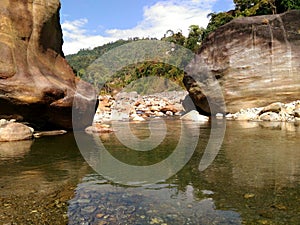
[275,0,300,13]
[203,12,234,40]
[185,25,205,52]
[234,0,277,16]
[162,30,186,46]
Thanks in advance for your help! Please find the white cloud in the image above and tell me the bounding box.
[61,19,117,55]
[62,0,216,55]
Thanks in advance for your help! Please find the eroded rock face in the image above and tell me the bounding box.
[184,10,300,114]
[0,0,97,130]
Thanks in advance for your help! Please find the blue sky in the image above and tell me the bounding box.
[60,0,234,54]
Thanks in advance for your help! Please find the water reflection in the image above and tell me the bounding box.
[0,120,299,224]
[0,140,32,161]
[68,175,241,225]
[69,120,300,224]
[0,133,89,196]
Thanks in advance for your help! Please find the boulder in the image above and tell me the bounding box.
[0,0,97,130]
[260,102,282,114]
[259,112,281,121]
[184,10,300,114]
[0,122,33,142]
[180,110,209,122]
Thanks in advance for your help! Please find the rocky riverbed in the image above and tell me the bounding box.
[93,91,188,123]
[226,100,300,123]
[93,91,300,127]
[0,181,76,224]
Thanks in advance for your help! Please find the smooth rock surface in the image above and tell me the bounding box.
[180,110,209,122]
[0,122,33,142]
[184,10,300,114]
[0,0,97,130]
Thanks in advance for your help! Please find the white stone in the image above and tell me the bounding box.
[180,110,209,122]
[132,115,146,121]
[216,113,224,119]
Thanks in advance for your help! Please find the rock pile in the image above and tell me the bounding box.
[93,91,188,122]
[226,100,300,124]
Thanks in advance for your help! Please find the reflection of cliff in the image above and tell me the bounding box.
[223,122,300,188]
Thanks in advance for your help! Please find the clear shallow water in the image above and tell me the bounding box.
[1,120,299,224]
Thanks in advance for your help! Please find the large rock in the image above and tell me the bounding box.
[0,122,33,142]
[0,0,97,130]
[184,10,300,114]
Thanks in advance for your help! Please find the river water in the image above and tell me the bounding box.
[0,119,299,224]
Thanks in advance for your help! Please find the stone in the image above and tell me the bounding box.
[155,112,165,117]
[260,102,282,114]
[33,130,67,138]
[259,112,281,121]
[216,113,224,119]
[235,111,258,121]
[180,110,209,122]
[0,0,97,130]
[165,111,173,116]
[294,107,300,118]
[85,124,113,134]
[132,115,146,121]
[0,122,33,142]
[184,10,300,114]
[111,111,130,121]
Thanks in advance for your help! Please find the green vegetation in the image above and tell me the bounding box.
[205,0,300,39]
[66,0,300,94]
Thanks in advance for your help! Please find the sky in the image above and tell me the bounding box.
[60,0,234,55]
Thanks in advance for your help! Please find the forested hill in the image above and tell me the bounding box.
[66,0,300,94]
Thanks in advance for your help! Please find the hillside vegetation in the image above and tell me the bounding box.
[66,0,300,94]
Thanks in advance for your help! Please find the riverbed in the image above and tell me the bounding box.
[0,119,299,224]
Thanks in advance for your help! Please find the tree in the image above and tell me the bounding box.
[161,30,186,46]
[275,0,300,13]
[234,0,277,16]
[203,12,234,40]
[185,25,205,52]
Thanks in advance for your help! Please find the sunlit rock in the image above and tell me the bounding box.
[0,0,97,130]
[184,10,300,114]
[0,122,33,142]
[180,110,209,122]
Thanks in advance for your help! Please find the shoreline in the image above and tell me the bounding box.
[92,91,300,127]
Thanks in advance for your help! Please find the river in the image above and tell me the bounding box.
[0,119,299,224]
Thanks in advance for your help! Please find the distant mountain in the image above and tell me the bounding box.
[66,39,185,94]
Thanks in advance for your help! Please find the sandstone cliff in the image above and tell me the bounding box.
[0,0,97,129]
[184,10,300,114]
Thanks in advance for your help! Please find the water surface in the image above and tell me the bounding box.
[0,120,299,224]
